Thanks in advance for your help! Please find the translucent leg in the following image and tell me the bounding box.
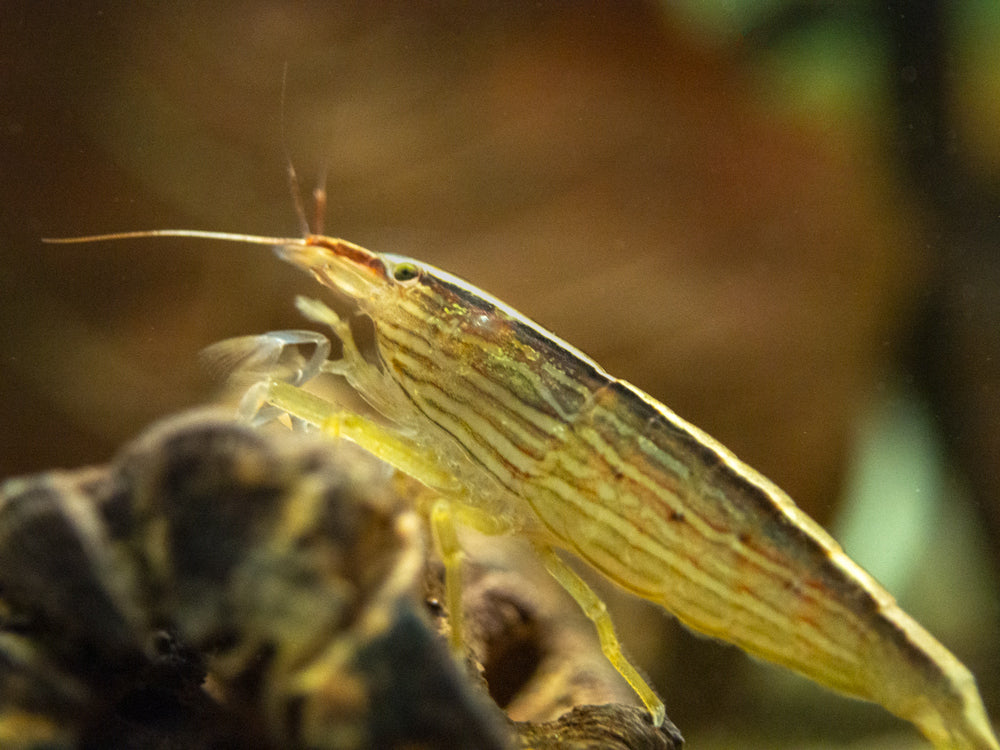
[202,330,333,428]
[293,296,365,379]
[242,378,463,498]
[201,297,363,395]
[206,296,406,430]
[532,543,666,727]
[294,296,414,421]
[201,330,331,386]
[430,500,464,651]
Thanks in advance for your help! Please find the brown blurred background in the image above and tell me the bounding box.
[2,1,999,746]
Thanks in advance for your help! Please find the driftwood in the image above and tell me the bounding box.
[0,411,681,749]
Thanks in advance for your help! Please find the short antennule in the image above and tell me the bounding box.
[42,229,306,246]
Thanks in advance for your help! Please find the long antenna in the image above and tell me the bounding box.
[42,230,304,246]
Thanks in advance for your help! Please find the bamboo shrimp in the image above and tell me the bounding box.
[46,229,1000,749]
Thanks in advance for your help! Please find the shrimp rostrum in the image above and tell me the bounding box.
[47,229,1000,749]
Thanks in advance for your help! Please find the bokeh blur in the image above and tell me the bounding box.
[2,2,998,746]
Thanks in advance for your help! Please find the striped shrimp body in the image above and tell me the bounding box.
[48,230,999,749]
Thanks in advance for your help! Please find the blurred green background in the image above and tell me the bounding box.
[2,2,998,746]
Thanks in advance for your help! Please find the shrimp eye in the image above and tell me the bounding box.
[393,262,420,282]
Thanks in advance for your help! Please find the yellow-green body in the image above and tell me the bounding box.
[47,229,1000,749]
